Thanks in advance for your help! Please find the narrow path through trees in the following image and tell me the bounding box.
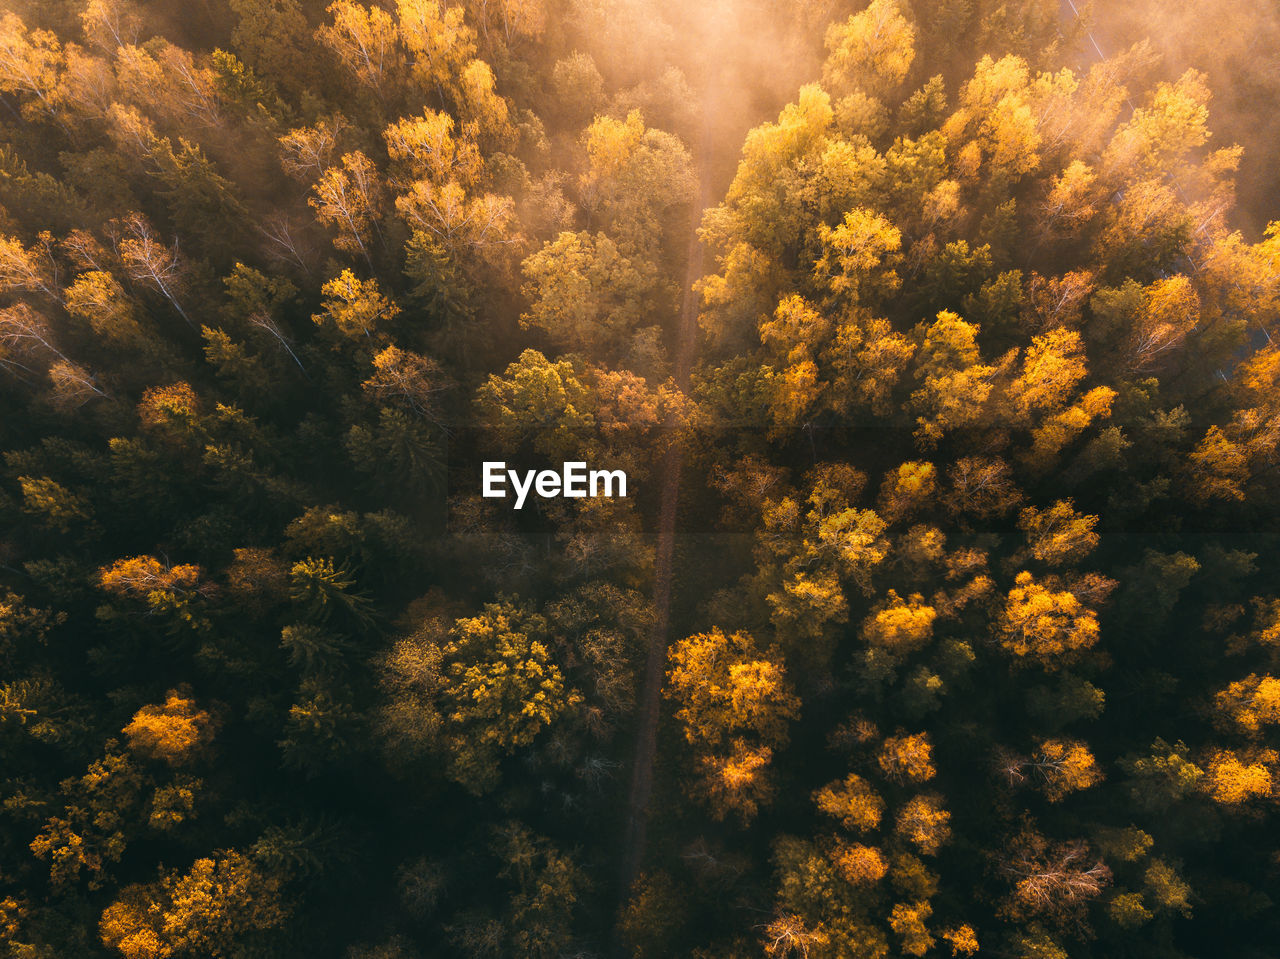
[610,4,812,944]
[614,35,719,941]
[616,128,709,899]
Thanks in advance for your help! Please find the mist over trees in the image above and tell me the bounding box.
[1,0,1279,957]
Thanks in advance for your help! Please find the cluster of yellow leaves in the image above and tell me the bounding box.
[759,470,891,657]
[1041,162,1099,236]
[1235,344,1280,417]
[308,151,384,260]
[99,851,286,959]
[667,628,798,749]
[1034,738,1103,802]
[584,110,644,182]
[314,270,399,341]
[1252,598,1280,648]
[0,13,64,118]
[362,345,445,420]
[832,841,888,885]
[911,311,994,446]
[277,117,343,181]
[46,357,106,410]
[889,899,933,956]
[896,524,947,572]
[113,41,221,127]
[822,0,915,99]
[468,0,546,46]
[452,58,512,146]
[1023,384,1116,473]
[1202,748,1276,804]
[1018,499,1099,566]
[395,178,517,252]
[18,475,90,532]
[878,733,936,784]
[1144,859,1193,917]
[815,208,902,303]
[763,913,829,959]
[813,773,884,832]
[759,295,916,433]
[475,348,596,461]
[798,471,885,575]
[31,814,119,891]
[942,55,1041,183]
[998,571,1099,667]
[946,456,1023,518]
[519,231,658,352]
[877,461,936,522]
[30,750,142,890]
[306,2,522,260]
[396,0,475,93]
[758,294,825,430]
[1186,402,1280,504]
[1213,673,1280,734]
[442,606,579,755]
[0,894,26,941]
[1025,270,1096,329]
[1128,275,1201,371]
[697,741,776,824]
[895,794,951,854]
[861,591,937,656]
[0,233,53,300]
[137,382,200,434]
[578,109,697,252]
[315,0,401,95]
[942,924,979,956]
[1010,329,1088,418]
[666,628,798,822]
[99,555,204,601]
[1186,423,1251,503]
[589,367,692,438]
[65,270,142,344]
[123,692,214,765]
[826,311,918,416]
[384,110,483,188]
[1104,70,1212,175]
[148,780,199,831]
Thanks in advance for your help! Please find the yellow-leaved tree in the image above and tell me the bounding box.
[666,627,799,822]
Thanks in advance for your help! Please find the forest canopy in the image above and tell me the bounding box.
[1,0,1280,957]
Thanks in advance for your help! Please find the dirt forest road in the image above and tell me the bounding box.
[612,0,805,941]
[607,4,822,948]
[615,85,713,905]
